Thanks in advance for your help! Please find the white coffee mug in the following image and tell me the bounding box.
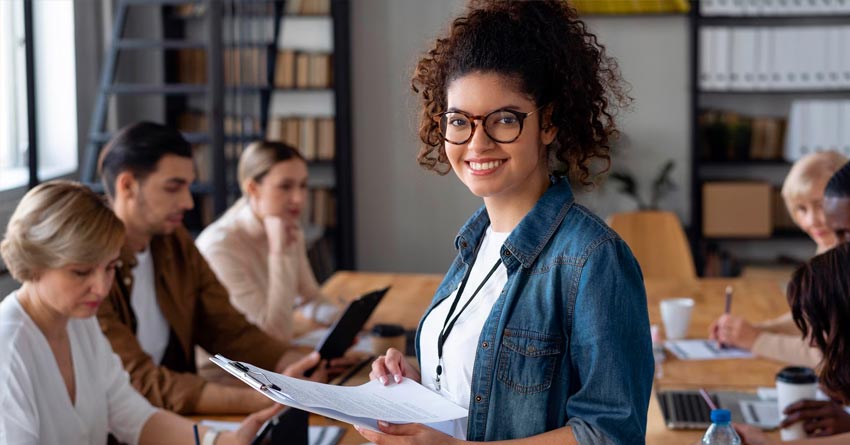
[776,367,818,441]
[660,298,695,340]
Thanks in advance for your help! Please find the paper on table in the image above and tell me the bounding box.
[210,355,467,434]
[739,399,780,429]
[665,340,753,360]
[200,420,345,445]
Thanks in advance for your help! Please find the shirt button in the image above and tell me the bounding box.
[475,395,482,402]
[504,250,511,257]
[481,341,489,349]
[460,241,469,249]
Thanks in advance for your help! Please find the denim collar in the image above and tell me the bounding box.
[453,177,575,269]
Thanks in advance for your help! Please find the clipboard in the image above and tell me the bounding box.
[316,286,389,361]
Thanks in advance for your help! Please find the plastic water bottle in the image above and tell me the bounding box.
[701,409,741,445]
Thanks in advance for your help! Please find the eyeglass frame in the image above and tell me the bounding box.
[432,104,547,145]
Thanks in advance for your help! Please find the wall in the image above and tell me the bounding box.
[350,3,692,273]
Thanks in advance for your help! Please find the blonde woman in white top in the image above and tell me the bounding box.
[197,141,339,344]
[0,181,281,445]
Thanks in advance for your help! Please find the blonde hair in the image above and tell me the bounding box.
[0,181,125,282]
[782,151,849,207]
[238,140,305,194]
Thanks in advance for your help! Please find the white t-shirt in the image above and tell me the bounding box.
[0,292,158,445]
[130,249,169,364]
[420,226,509,439]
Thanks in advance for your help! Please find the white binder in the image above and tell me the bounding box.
[731,28,758,90]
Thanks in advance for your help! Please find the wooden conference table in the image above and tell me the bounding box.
[213,272,794,444]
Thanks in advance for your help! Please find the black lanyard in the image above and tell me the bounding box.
[435,246,502,392]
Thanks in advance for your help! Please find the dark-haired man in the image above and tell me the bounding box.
[824,161,850,245]
[96,122,322,415]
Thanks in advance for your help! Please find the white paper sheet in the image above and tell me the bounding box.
[665,340,754,360]
[210,355,467,433]
[200,420,345,445]
[739,399,780,429]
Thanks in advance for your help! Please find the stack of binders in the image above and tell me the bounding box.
[701,0,850,15]
[784,100,850,161]
[699,26,850,91]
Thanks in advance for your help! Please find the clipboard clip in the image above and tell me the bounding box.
[229,360,282,392]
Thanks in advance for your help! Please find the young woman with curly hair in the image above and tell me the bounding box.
[360,1,653,445]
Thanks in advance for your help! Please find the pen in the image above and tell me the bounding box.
[720,285,733,349]
[193,424,200,445]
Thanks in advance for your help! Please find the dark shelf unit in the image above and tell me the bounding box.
[82,0,355,274]
[687,2,850,275]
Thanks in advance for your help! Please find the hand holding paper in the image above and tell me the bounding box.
[210,355,467,434]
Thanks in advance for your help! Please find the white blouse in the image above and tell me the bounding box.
[420,226,510,439]
[0,291,158,445]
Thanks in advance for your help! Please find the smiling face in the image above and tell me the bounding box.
[443,72,556,208]
[30,251,121,319]
[785,178,837,252]
[247,158,309,222]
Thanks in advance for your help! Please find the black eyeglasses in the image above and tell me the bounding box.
[433,105,545,145]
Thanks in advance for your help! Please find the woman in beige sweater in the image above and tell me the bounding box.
[709,151,847,368]
[197,141,339,343]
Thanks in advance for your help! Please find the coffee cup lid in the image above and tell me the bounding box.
[372,323,405,337]
[776,366,817,384]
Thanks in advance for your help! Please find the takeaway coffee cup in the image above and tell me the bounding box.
[776,366,818,441]
[660,298,695,340]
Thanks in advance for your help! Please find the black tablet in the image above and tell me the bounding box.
[316,286,389,360]
[252,407,308,445]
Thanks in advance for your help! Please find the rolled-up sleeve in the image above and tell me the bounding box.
[566,238,654,445]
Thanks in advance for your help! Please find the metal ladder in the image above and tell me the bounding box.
[81,0,284,216]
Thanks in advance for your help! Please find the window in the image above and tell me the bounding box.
[0,0,78,192]
[0,0,29,191]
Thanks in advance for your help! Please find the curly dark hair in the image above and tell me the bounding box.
[411,0,630,184]
[787,242,850,402]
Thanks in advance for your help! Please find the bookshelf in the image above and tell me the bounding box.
[174,0,354,279]
[688,0,850,276]
[82,0,353,279]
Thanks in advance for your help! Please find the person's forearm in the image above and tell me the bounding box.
[194,383,273,414]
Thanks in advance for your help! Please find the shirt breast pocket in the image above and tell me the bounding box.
[496,328,564,395]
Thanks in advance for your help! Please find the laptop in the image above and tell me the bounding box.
[657,389,777,430]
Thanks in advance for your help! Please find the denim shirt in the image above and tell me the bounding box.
[416,179,653,444]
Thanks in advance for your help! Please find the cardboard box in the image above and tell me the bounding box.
[703,181,772,237]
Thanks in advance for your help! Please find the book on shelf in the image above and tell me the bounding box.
[177,111,262,137]
[698,109,786,162]
[310,188,336,229]
[275,50,333,89]
[699,26,850,91]
[286,0,332,15]
[267,117,336,161]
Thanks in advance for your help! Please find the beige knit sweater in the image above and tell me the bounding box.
[196,198,337,343]
[752,312,822,369]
